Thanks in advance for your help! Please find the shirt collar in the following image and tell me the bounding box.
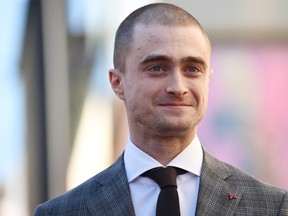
[124,136,203,183]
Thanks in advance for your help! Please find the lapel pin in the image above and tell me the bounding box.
[228,194,237,200]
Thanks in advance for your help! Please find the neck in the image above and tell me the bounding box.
[130,129,197,165]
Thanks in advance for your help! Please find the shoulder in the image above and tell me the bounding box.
[223,159,288,214]
[34,176,94,215]
[202,150,288,213]
[205,150,287,193]
[34,155,126,215]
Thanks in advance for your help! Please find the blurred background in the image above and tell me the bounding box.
[0,0,288,215]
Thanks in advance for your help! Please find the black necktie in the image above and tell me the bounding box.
[141,167,187,216]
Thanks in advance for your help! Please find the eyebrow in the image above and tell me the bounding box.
[139,55,172,65]
[139,54,207,70]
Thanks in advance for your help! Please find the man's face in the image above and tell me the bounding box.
[110,24,212,137]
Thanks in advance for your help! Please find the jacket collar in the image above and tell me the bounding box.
[85,149,244,215]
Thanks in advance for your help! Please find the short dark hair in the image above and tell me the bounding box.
[113,3,207,72]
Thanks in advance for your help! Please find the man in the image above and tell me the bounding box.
[35,3,288,216]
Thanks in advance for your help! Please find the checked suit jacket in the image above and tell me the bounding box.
[34,150,288,215]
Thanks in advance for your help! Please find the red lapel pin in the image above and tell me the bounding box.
[228,194,237,200]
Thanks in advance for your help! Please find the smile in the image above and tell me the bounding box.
[158,103,192,109]
[158,103,192,106]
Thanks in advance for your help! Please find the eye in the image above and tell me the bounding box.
[187,66,199,72]
[149,65,165,72]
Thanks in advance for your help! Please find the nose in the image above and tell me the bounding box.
[166,71,188,96]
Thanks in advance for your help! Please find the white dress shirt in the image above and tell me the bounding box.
[124,136,203,216]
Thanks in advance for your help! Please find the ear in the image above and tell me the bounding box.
[209,68,213,79]
[206,68,213,92]
[109,69,125,100]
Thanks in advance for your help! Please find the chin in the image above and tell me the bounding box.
[154,121,193,136]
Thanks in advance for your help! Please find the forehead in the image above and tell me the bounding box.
[128,24,211,65]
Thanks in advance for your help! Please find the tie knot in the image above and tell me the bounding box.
[141,167,186,189]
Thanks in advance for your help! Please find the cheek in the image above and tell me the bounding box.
[123,80,145,105]
[191,81,209,103]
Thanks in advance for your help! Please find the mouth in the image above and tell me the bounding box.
[159,103,191,107]
[156,97,195,109]
[158,103,192,108]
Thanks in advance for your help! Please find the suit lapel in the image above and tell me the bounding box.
[82,149,244,215]
[196,151,243,216]
[85,154,136,216]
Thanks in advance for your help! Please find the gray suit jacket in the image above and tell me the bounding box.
[34,150,288,215]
